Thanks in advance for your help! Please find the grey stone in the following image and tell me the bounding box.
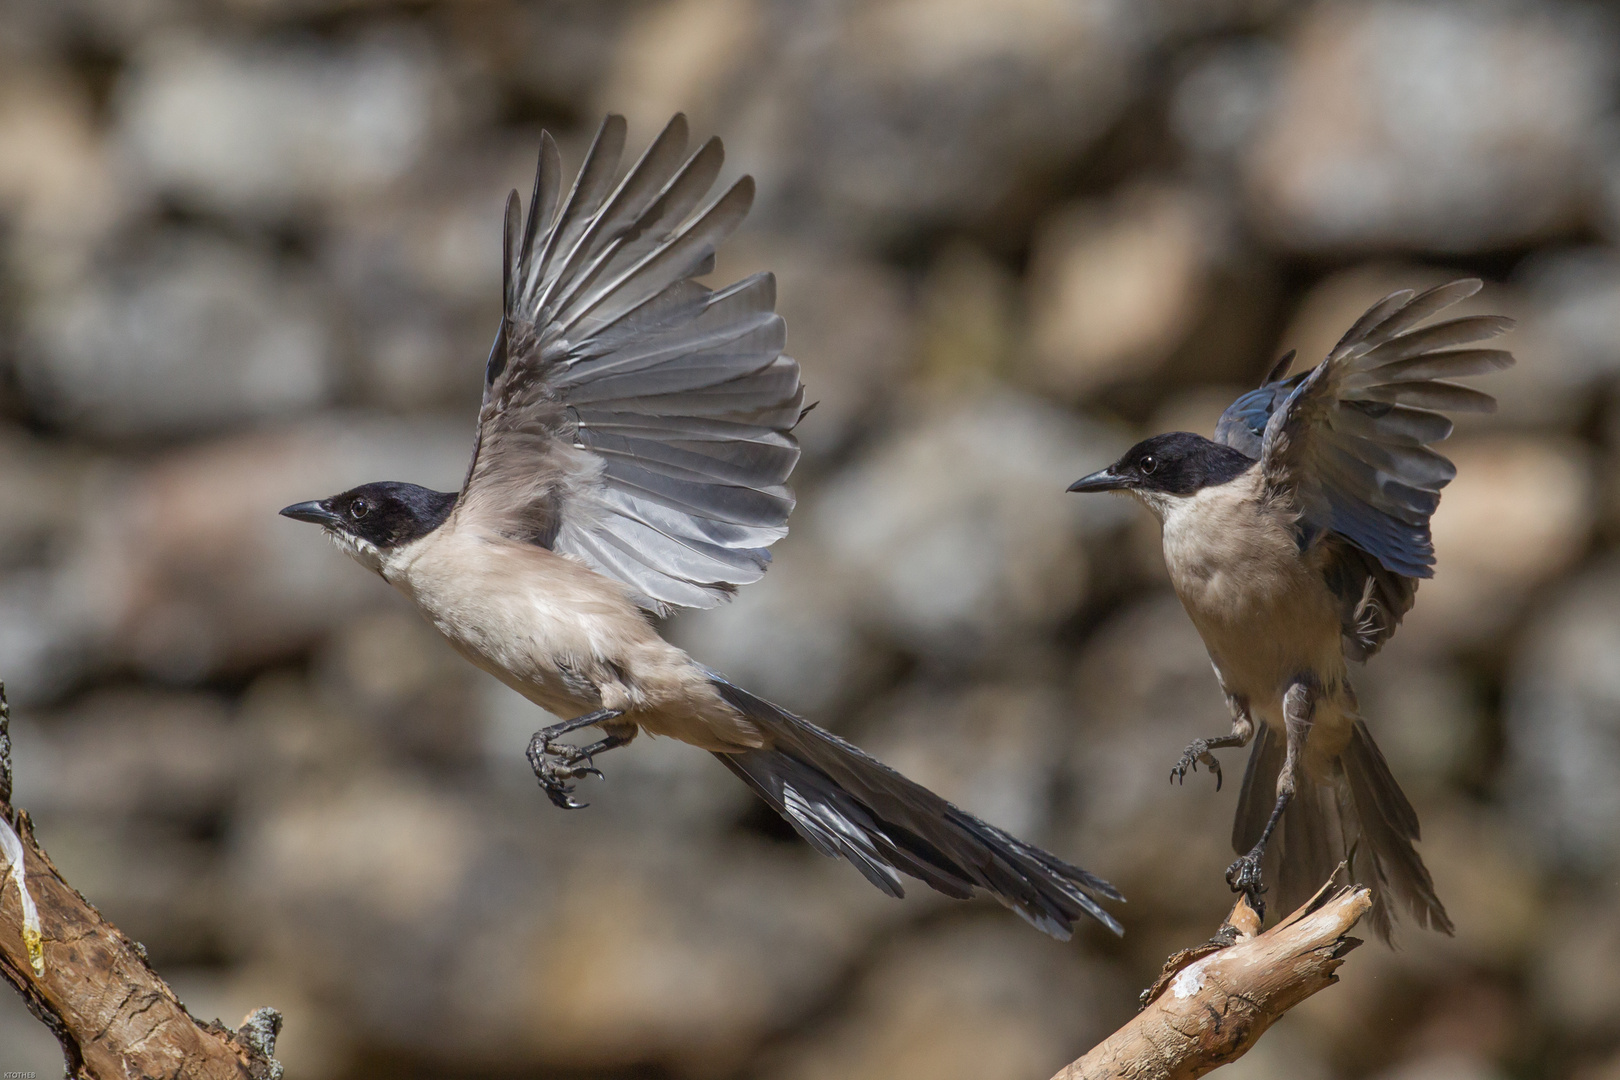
[1518,246,1620,388]
[232,770,901,1073]
[813,390,1130,661]
[1024,183,1268,399]
[20,232,336,436]
[1064,592,1238,918]
[75,414,468,682]
[1246,1,1614,253]
[858,679,1069,843]
[1505,559,1620,874]
[666,530,876,720]
[10,688,237,823]
[116,32,442,218]
[604,0,1145,242]
[760,916,1126,1080]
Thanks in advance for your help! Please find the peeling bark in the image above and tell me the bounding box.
[1054,882,1372,1080]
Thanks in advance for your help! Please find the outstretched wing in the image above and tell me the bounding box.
[459,115,805,613]
[1219,280,1514,656]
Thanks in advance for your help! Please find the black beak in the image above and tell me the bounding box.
[1066,467,1131,493]
[279,500,342,527]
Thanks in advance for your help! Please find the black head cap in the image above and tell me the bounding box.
[1067,432,1255,497]
[280,482,457,548]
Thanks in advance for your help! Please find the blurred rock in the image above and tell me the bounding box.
[30,819,226,963]
[0,63,122,277]
[1518,246,1620,389]
[80,414,467,682]
[0,566,108,704]
[452,0,635,117]
[1209,1025,1332,1080]
[1506,559,1620,874]
[862,679,1067,841]
[1354,659,1485,796]
[1277,265,1578,430]
[762,917,1124,1080]
[1025,184,1225,398]
[0,425,90,576]
[1247,1,1612,253]
[236,771,900,1074]
[1149,383,1251,439]
[11,687,237,823]
[20,232,336,437]
[313,607,484,772]
[608,0,1145,241]
[117,31,444,218]
[1370,1052,1509,1080]
[1582,1049,1620,1080]
[8,691,239,962]
[505,842,900,1074]
[1399,978,1521,1070]
[604,0,765,138]
[1403,435,1593,652]
[1170,37,1285,168]
[1533,890,1620,1039]
[712,235,916,461]
[1065,592,1238,925]
[667,531,877,719]
[0,986,65,1078]
[915,242,1021,388]
[795,0,1142,238]
[812,389,1130,661]
[1405,804,1540,967]
[322,143,513,410]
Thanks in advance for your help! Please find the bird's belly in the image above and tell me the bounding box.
[385,528,762,750]
[1162,499,1343,705]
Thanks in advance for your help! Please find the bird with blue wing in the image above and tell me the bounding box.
[279,115,1123,940]
[1068,279,1513,942]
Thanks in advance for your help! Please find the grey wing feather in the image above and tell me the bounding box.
[462,114,804,613]
[1260,280,1514,579]
[1221,280,1514,656]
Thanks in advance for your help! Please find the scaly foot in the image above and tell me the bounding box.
[527,733,603,810]
[1171,738,1224,790]
[1224,850,1266,919]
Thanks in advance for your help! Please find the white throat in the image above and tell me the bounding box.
[326,528,389,576]
[1130,487,1193,523]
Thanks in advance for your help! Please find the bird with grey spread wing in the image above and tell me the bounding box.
[1068,280,1513,942]
[280,115,1122,940]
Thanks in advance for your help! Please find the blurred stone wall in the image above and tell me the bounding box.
[0,1,1617,1078]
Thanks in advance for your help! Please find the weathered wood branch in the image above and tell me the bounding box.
[1054,881,1373,1080]
[0,684,285,1080]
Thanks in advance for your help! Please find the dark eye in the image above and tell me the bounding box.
[1139,455,1158,475]
[350,499,369,519]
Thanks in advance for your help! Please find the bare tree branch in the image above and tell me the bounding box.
[1055,881,1373,1080]
[0,683,285,1080]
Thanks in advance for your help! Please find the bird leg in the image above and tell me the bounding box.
[1171,692,1254,791]
[527,708,626,809]
[1225,678,1315,918]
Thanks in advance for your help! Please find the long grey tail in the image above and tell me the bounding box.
[707,676,1123,939]
[1233,719,1452,944]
